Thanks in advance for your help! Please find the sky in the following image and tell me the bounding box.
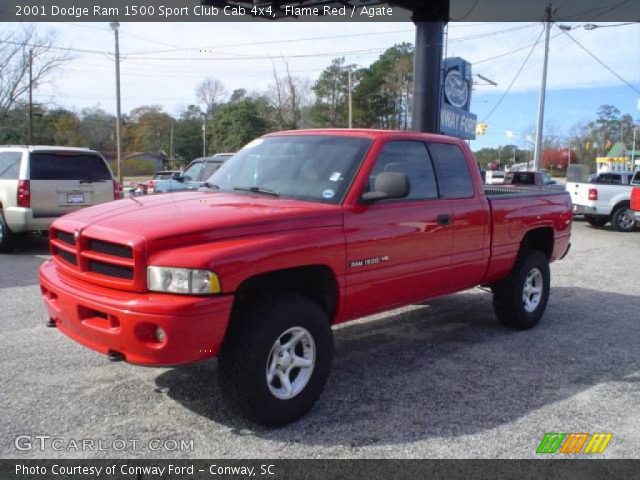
[18,20,640,149]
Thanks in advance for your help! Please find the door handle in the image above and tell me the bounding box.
[437,214,452,226]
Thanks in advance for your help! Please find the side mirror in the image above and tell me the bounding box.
[171,172,183,182]
[361,171,410,202]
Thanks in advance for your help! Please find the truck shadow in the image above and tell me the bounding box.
[0,235,50,289]
[154,286,640,446]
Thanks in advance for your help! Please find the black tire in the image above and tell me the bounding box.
[492,250,550,330]
[0,211,16,253]
[610,206,636,232]
[218,292,333,427]
[584,214,608,228]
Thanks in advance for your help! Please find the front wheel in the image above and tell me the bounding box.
[492,250,550,330]
[610,206,636,232]
[218,293,333,427]
[584,214,608,228]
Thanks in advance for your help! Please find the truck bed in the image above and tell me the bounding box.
[484,185,569,198]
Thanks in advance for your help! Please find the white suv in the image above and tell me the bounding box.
[0,146,121,252]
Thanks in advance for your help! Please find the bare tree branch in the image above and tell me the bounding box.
[0,25,72,122]
[195,77,227,115]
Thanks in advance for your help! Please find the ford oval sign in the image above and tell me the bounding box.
[444,70,469,109]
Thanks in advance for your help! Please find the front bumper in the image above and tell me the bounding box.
[633,211,640,222]
[39,260,234,366]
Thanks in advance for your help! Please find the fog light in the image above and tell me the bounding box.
[155,327,166,342]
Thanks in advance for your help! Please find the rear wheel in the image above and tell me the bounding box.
[218,293,333,427]
[492,250,550,330]
[610,206,636,232]
[584,214,608,228]
[0,212,16,253]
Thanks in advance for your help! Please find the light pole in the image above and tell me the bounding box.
[110,22,123,185]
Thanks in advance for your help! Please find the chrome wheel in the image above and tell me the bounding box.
[617,211,635,230]
[522,268,543,313]
[266,326,315,400]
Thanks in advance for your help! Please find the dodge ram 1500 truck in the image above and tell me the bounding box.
[39,130,572,426]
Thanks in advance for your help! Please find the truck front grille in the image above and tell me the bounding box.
[58,249,77,266]
[89,260,134,280]
[52,228,139,287]
[56,231,76,246]
[89,239,133,259]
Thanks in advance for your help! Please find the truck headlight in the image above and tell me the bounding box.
[147,266,221,295]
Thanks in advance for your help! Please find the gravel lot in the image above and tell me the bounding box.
[1,220,639,459]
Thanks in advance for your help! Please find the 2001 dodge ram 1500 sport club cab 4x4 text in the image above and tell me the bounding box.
[39,130,572,426]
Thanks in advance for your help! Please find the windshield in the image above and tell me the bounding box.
[206,135,372,203]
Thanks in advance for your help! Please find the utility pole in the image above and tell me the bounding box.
[533,4,554,171]
[110,22,123,185]
[347,69,353,128]
[202,116,206,157]
[169,119,174,165]
[28,49,33,144]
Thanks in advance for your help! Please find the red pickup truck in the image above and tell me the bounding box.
[39,129,572,426]
[632,187,640,222]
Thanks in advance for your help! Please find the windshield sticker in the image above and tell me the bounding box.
[322,189,335,199]
[329,172,342,182]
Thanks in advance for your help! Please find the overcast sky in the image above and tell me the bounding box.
[22,21,640,148]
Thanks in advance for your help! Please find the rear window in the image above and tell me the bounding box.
[0,152,21,179]
[428,143,475,198]
[29,152,111,181]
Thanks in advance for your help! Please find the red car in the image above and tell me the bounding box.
[40,129,572,426]
[631,186,640,223]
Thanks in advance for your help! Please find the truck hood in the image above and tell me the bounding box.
[54,191,343,247]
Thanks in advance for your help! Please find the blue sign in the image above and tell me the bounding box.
[440,104,477,140]
[440,57,476,140]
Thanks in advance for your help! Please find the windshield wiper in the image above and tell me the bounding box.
[233,185,280,197]
[204,181,220,189]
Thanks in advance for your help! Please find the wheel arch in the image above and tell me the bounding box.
[230,264,340,324]
[519,227,554,259]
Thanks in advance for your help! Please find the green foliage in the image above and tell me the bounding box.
[310,57,356,127]
[112,159,156,176]
[352,43,413,129]
[211,98,270,152]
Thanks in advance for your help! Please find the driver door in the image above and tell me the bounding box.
[343,140,453,319]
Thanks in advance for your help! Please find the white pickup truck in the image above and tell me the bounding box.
[568,170,640,232]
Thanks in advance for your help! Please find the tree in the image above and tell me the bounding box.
[352,43,414,129]
[310,57,357,128]
[124,105,173,155]
[230,88,247,102]
[0,25,71,122]
[79,106,116,152]
[542,148,577,171]
[196,78,226,115]
[211,98,269,152]
[172,105,204,165]
[267,59,311,130]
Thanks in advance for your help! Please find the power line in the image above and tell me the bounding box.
[558,28,640,95]
[481,28,545,122]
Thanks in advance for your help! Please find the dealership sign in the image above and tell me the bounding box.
[440,57,477,140]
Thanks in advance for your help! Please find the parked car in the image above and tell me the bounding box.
[40,130,571,426]
[503,170,564,190]
[153,154,234,193]
[146,170,181,194]
[568,170,640,232]
[0,146,120,252]
[485,169,505,184]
